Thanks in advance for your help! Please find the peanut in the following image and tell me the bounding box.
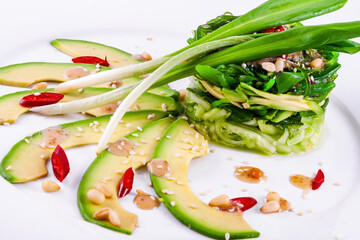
[310,58,323,69]
[209,194,232,209]
[262,62,276,72]
[93,208,110,220]
[41,179,60,192]
[109,210,121,227]
[260,200,280,213]
[275,58,284,72]
[32,82,48,90]
[266,191,280,202]
[96,183,113,198]
[87,189,105,204]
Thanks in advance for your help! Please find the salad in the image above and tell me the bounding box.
[0,0,359,239]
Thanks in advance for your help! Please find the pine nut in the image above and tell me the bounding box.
[32,82,48,90]
[41,179,60,192]
[109,210,121,227]
[179,89,187,102]
[266,191,280,202]
[87,189,105,204]
[262,62,276,72]
[310,58,323,69]
[96,183,113,198]
[209,194,232,209]
[93,208,110,220]
[275,58,284,72]
[260,200,280,213]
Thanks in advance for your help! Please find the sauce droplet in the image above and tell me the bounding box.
[133,189,160,210]
[234,166,266,183]
[108,138,136,156]
[289,174,313,190]
[147,158,172,178]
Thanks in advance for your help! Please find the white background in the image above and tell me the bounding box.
[0,1,360,240]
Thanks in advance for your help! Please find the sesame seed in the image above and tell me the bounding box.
[155,137,161,141]
[148,181,152,187]
[189,124,194,128]
[227,156,234,161]
[318,162,324,166]
[120,141,125,146]
[129,150,136,155]
[89,123,94,127]
[3,122,10,126]
[182,145,192,150]
[125,123,132,128]
[167,191,175,195]
[184,131,191,135]
[297,212,304,216]
[157,165,164,169]
[5,165,12,170]
[140,139,147,144]
[137,126,143,132]
[195,133,200,139]
[147,113,155,119]
[40,142,46,148]
[122,160,129,164]
[93,128,99,133]
[161,103,167,112]
[225,232,230,240]
[40,154,46,159]
[78,88,84,93]
[189,204,197,209]
[119,120,124,124]
[75,133,82,137]
[162,189,168,193]
[175,153,181,158]
[77,127,83,132]
[334,182,341,186]
[139,151,145,156]
[242,188,248,192]
[191,146,199,151]
[81,111,86,115]
[166,135,171,139]
[117,145,123,150]
[177,181,184,185]
[159,91,166,95]
[182,116,188,120]
[93,121,99,125]
[115,169,123,174]
[168,114,174,119]
[170,201,176,207]
[132,133,139,137]
[34,92,41,96]
[24,138,30,144]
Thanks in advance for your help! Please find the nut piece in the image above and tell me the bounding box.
[260,200,280,213]
[96,183,113,198]
[93,208,110,220]
[310,58,324,69]
[209,194,232,209]
[41,179,60,192]
[262,62,276,72]
[275,58,284,72]
[266,191,280,202]
[63,66,89,80]
[32,82,48,90]
[179,89,187,102]
[87,189,106,204]
[109,210,121,227]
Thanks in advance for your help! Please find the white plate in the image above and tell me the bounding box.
[0,1,360,239]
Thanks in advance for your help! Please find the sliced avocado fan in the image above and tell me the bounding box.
[0,110,168,183]
[78,117,173,235]
[150,118,259,239]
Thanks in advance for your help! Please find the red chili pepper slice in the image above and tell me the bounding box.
[230,197,258,212]
[19,92,64,108]
[312,169,325,190]
[275,25,285,32]
[118,167,135,198]
[51,145,70,182]
[72,56,110,67]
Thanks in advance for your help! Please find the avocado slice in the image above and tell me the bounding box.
[150,118,259,239]
[50,38,179,99]
[0,87,181,124]
[0,62,110,87]
[78,117,174,234]
[0,110,168,183]
[51,39,141,68]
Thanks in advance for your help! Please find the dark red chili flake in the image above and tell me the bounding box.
[19,92,64,108]
[230,197,258,212]
[51,145,70,182]
[118,167,135,198]
[72,56,110,67]
[265,27,276,33]
[312,169,325,190]
[275,26,285,32]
